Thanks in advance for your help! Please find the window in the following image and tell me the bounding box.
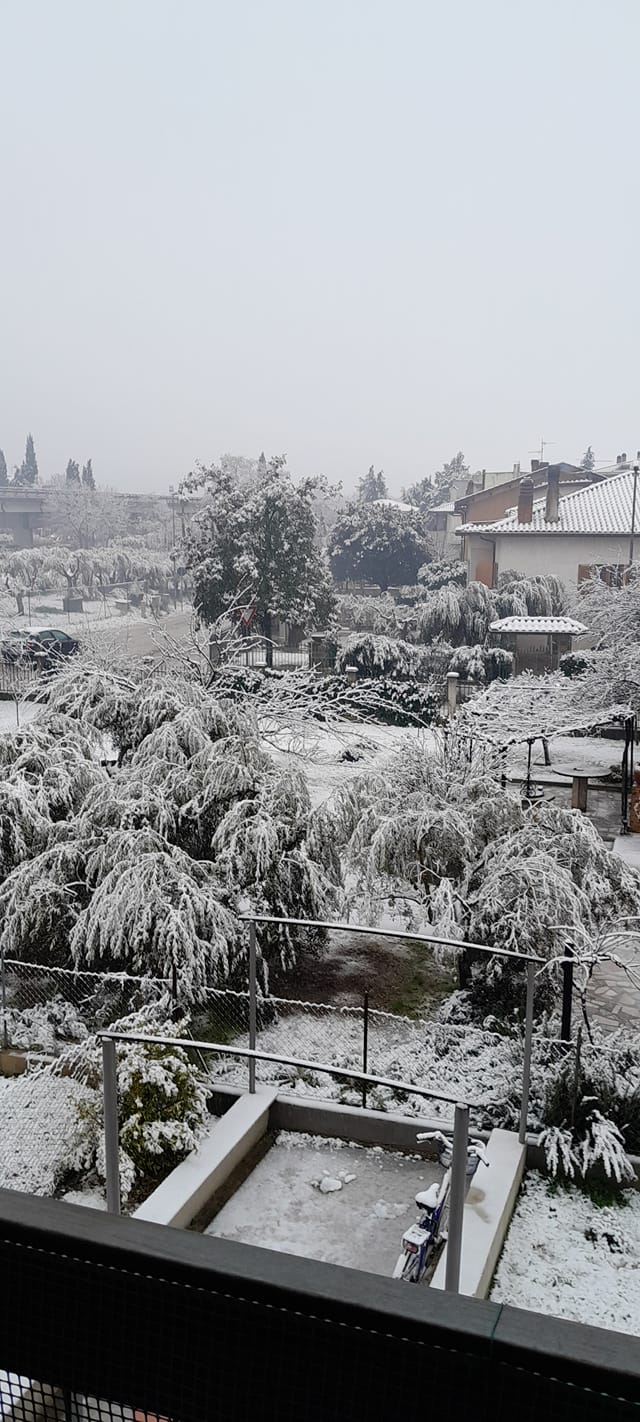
[577,563,626,588]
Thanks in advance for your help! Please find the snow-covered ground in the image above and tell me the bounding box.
[0,1072,97,1195]
[508,733,622,781]
[0,698,39,730]
[263,718,434,809]
[491,1171,640,1335]
[205,1131,441,1275]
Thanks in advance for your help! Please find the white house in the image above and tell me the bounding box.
[457,465,640,592]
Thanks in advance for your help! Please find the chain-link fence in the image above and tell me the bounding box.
[2,959,170,1057]
[2,950,639,1202]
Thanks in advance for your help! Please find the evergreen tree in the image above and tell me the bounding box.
[358,465,388,502]
[0,449,7,487]
[66,459,81,486]
[185,455,336,663]
[329,501,432,590]
[404,451,470,512]
[81,459,96,490]
[14,433,39,486]
[581,445,595,472]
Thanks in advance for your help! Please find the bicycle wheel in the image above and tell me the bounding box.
[393,1251,423,1283]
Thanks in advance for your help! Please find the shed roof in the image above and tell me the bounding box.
[490,616,588,635]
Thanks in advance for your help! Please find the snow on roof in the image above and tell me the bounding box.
[457,467,639,537]
[429,501,456,514]
[490,616,588,635]
[372,498,418,512]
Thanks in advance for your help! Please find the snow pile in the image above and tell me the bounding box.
[491,1171,640,1335]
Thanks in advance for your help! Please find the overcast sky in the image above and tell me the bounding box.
[1,0,638,496]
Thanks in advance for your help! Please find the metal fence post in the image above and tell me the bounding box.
[102,1037,121,1215]
[1,944,8,1051]
[361,990,369,1110]
[444,1102,469,1293]
[560,946,573,1042]
[519,961,535,1145]
[248,920,257,1094]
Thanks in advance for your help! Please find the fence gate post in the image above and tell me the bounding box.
[1,945,8,1051]
[444,1102,469,1293]
[446,671,459,719]
[248,920,257,1094]
[519,961,536,1144]
[560,946,573,1042]
[102,1037,121,1215]
[361,990,369,1109]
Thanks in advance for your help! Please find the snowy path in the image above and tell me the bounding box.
[491,1171,640,1335]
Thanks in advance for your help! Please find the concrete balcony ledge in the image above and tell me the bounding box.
[134,1087,278,1229]
[432,1128,526,1299]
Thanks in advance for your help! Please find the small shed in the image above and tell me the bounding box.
[488,615,587,675]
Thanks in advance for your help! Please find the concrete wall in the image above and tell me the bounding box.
[463,532,631,591]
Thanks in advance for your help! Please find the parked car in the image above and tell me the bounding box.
[0,627,80,666]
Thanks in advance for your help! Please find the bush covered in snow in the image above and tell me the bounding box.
[559,651,596,678]
[334,593,398,634]
[336,634,415,680]
[56,1005,209,1202]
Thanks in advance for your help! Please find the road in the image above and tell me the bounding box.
[90,609,195,659]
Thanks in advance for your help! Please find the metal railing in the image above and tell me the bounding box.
[98,1025,474,1292]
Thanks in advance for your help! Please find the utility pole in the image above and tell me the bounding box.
[629,464,639,568]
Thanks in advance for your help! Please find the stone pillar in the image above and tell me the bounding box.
[447,671,460,719]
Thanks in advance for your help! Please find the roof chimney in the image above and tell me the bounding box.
[517,476,534,525]
[545,466,560,523]
[531,459,540,473]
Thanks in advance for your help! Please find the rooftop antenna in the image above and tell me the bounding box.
[528,438,556,464]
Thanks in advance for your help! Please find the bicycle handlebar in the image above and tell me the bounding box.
[416,1130,489,1164]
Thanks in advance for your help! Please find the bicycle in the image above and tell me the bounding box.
[392,1130,488,1284]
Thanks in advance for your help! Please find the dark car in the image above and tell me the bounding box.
[2,626,80,666]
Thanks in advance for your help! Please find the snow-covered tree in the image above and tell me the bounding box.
[329,501,432,590]
[81,458,95,490]
[65,459,81,486]
[417,559,467,591]
[580,445,596,472]
[71,831,239,997]
[14,433,38,486]
[403,452,470,512]
[329,735,640,1016]
[358,465,388,502]
[0,449,7,487]
[185,455,336,661]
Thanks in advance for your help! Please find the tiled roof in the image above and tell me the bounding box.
[457,468,638,536]
[429,501,456,514]
[490,616,587,635]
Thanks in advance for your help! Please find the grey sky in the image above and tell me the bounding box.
[1,0,638,496]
